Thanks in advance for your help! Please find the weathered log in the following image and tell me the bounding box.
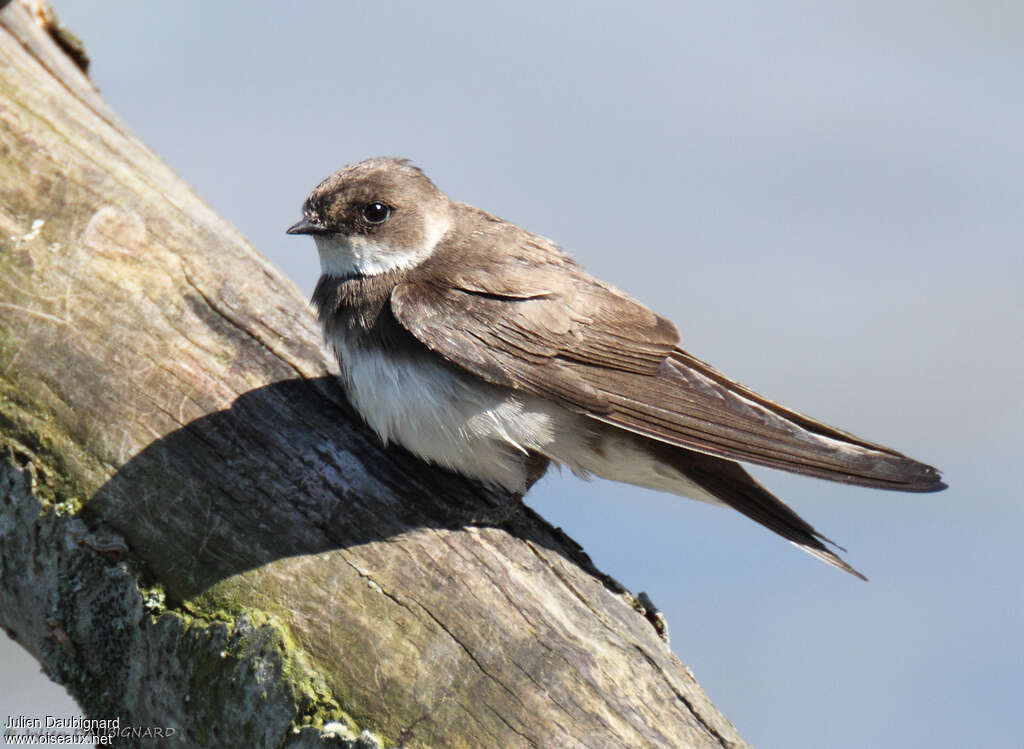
[0,3,750,747]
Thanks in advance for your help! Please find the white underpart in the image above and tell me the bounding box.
[314,212,451,277]
[332,337,723,504]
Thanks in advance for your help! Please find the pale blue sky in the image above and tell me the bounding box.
[4,2,1022,746]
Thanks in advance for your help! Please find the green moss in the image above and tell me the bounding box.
[180,577,379,736]
[185,604,353,736]
[0,386,94,514]
[1,454,369,747]
[140,583,166,616]
[52,497,82,516]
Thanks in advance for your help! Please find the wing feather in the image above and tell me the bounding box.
[390,232,944,493]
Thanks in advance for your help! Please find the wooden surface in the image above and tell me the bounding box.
[0,3,750,746]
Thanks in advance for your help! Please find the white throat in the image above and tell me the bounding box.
[314,212,451,277]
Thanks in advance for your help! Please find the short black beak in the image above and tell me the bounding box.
[286,217,326,235]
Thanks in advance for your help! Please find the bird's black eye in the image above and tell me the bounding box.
[361,202,391,224]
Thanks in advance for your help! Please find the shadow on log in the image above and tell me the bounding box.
[0,2,750,747]
[92,376,615,603]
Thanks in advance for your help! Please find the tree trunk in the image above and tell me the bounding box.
[0,3,750,747]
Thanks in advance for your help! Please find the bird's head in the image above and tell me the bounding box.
[287,157,451,278]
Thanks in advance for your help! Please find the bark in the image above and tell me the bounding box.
[0,3,750,747]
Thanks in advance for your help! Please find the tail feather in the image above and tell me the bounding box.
[646,439,868,580]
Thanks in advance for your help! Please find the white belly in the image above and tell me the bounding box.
[335,338,563,491]
[333,337,721,504]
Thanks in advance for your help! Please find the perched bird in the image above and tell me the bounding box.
[287,157,945,579]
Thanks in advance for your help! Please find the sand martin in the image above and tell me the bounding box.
[288,157,945,578]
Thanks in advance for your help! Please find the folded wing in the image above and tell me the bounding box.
[391,234,945,493]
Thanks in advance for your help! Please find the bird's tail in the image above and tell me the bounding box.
[644,438,867,579]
